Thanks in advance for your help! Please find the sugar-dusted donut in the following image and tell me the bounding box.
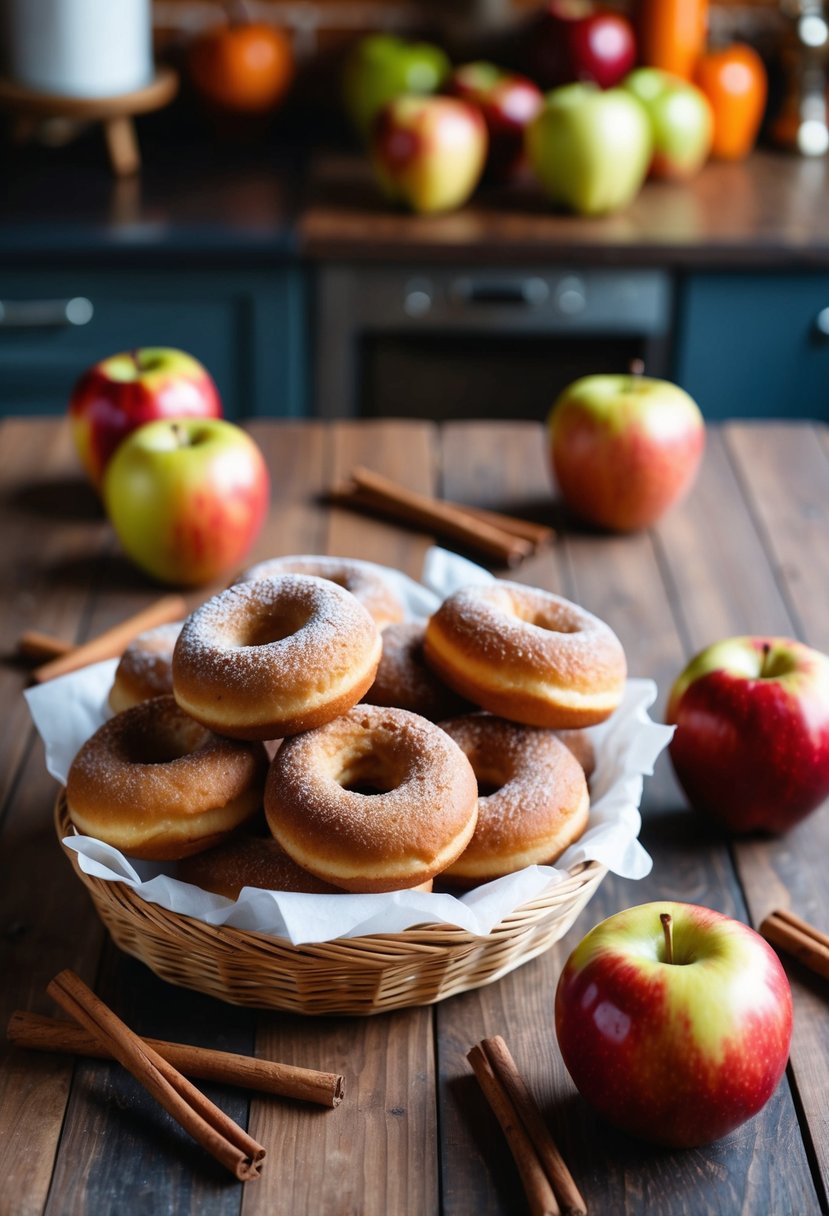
[176,834,433,899]
[363,621,471,721]
[237,555,405,631]
[439,714,590,885]
[264,704,478,892]
[424,581,627,728]
[108,621,181,714]
[172,574,382,740]
[65,696,267,861]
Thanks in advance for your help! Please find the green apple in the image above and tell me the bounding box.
[555,901,793,1147]
[526,82,652,216]
[622,67,714,180]
[103,418,270,588]
[342,33,450,139]
[370,95,488,214]
[548,372,705,530]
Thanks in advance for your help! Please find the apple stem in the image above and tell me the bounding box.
[170,421,189,449]
[628,358,645,377]
[660,912,674,964]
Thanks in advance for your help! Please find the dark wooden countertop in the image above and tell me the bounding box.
[300,150,829,269]
[2,416,829,1216]
[2,120,829,270]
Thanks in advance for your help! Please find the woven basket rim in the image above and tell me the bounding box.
[54,790,607,950]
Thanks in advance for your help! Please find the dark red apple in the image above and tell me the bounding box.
[530,0,638,91]
[447,61,543,179]
[666,636,829,835]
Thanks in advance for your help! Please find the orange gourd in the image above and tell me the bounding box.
[187,14,294,115]
[694,44,767,160]
[637,0,708,80]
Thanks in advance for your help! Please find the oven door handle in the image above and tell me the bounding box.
[449,276,550,307]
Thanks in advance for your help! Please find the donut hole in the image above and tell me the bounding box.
[526,608,579,634]
[242,603,311,647]
[119,717,210,765]
[336,754,399,796]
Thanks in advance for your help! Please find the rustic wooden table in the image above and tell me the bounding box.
[1,416,828,1216]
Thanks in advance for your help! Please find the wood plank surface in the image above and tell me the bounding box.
[2,418,828,1216]
[436,420,820,1216]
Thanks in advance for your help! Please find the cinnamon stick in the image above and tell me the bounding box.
[16,630,73,662]
[760,908,829,982]
[336,467,533,567]
[7,1010,344,1107]
[480,1037,586,1216]
[31,595,187,683]
[467,1043,560,1216]
[47,970,266,1181]
[458,504,555,547]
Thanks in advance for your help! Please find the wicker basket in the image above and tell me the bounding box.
[56,792,607,1016]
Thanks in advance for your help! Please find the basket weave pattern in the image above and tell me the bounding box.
[56,793,606,1015]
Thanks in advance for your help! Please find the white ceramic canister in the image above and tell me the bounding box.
[2,0,153,98]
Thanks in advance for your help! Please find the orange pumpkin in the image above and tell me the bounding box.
[187,18,294,115]
[694,43,767,160]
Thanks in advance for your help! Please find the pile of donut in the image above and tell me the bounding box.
[66,556,627,901]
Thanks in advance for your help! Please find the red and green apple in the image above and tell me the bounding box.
[555,901,793,1147]
[370,95,488,214]
[526,83,652,216]
[69,347,222,492]
[342,33,450,139]
[103,418,270,587]
[622,67,714,180]
[667,635,829,834]
[547,372,705,530]
[447,61,543,180]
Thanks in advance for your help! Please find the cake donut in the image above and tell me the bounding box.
[439,715,590,885]
[108,621,181,714]
[237,555,405,631]
[65,696,268,861]
[555,729,596,778]
[177,835,433,899]
[264,705,478,892]
[424,581,627,729]
[363,621,471,721]
[172,574,382,740]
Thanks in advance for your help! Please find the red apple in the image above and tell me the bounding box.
[102,418,270,587]
[530,0,637,91]
[548,372,705,530]
[555,901,793,1147]
[69,348,222,492]
[447,61,543,180]
[370,95,488,214]
[666,636,829,834]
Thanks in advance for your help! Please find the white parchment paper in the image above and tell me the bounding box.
[25,549,673,945]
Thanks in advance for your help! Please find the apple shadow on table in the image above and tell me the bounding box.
[7,476,102,523]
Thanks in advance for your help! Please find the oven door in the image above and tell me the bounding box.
[314,265,674,421]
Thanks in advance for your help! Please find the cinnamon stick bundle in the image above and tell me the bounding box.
[47,970,266,1181]
[30,595,187,683]
[7,1010,344,1107]
[760,907,829,982]
[468,1035,586,1216]
[332,466,552,568]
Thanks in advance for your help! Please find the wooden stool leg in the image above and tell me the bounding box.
[103,115,140,176]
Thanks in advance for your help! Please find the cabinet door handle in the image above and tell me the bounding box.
[0,297,94,328]
[450,277,550,307]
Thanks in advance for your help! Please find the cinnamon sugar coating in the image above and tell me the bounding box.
[440,714,590,885]
[264,704,478,892]
[424,581,626,728]
[236,555,404,631]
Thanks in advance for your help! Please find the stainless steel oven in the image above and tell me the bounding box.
[313,264,674,420]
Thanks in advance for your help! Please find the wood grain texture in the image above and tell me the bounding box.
[435,420,820,1216]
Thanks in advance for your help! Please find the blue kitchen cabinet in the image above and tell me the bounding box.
[0,266,307,418]
[675,272,829,420]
